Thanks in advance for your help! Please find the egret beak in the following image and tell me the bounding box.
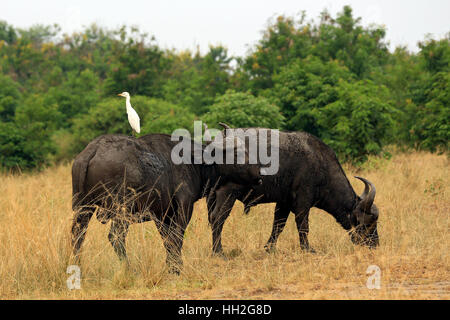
[117,93,123,97]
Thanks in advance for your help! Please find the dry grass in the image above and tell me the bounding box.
[0,151,448,299]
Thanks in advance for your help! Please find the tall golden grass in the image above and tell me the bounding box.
[0,151,448,299]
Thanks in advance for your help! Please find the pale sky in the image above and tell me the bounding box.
[1,0,449,56]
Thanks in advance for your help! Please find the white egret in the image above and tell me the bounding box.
[117,92,141,135]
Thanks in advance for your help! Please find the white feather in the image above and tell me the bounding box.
[127,106,140,133]
[123,93,140,133]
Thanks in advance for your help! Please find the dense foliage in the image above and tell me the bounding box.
[0,6,448,170]
[204,90,284,129]
[268,57,395,162]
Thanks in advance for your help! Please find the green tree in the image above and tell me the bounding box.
[204,90,284,129]
[419,35,450,74]
[17,24,60,46]
[239,13,312,92]
[371,47,421,115]
[406,35,450,152]
[270,57,354,133]
[198,46,232,111]
[270,57,395,162]
[312,6,389,78]
[103,27,169,97]
[0,122,35,170]
[238,6,389,94]
[45,68,101,125]
[315,80,395,163]
[140,100,196,134]
[163,46,233,115]
[0,74,22,121]
[162,50,206,113]
[410,71,449,152]
[0,94,58,170]
[0,20,17,44]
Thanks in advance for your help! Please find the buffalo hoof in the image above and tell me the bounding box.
[264,244,276,253]
[168,266,181,275]
[302,247,316,254]
[212,250,227,260]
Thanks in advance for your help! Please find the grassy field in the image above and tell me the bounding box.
[0,151,448,299]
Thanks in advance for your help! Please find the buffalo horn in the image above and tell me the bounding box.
[218,122,231,130]
[355,176,376,213]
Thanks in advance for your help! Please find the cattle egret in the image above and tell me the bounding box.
[118,92,140,135]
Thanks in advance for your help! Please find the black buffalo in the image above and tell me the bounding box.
[207,125,379,255]
[71,133,261,273]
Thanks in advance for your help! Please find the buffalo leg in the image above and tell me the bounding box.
[206,192,216,216]
[108,218,130,262]
[208,190,236,256]
[156,202,193,274]
[294,210,315,252]
[264,203,290,252]
[157,219,182,274]
[71,209,93,263]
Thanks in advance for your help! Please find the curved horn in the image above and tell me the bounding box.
[355,176,376,213]
[218,122,231,137]
[218,122,231,130]
[355,176,370,200]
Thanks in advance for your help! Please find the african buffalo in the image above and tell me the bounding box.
[207,124,379,255]
[71,133,261,273]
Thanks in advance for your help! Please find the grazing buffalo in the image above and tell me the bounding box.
[71,133,261,273]
[207,124,379,255]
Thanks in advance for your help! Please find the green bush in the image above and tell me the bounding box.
[0,94,58,170]
[270,57,395,163]
[141,101,196,135]
[0,74,22,121]
[0,121,54,171]
[44,69,101,125]
[162,46,233,115]
[316,80,395,163]
[270,56,353,133]
[0,122,33,170]
[203,90,284,129]
[410,71,449,152]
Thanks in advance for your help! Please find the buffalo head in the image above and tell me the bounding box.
[214,122,262,186]
[349,176,379,248]
[202,123,262,186]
